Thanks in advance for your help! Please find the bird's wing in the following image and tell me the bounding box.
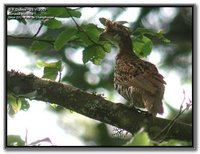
[127,60,166,94]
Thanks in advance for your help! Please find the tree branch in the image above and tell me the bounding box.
[7,70,192,142]
[7,35,54,45]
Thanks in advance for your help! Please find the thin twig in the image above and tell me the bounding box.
[65,8,82,31]
[153,90,192,142]
[7,35,54,45]
[31,21,44,39]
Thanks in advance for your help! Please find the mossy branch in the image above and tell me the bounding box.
[7,70,192,142]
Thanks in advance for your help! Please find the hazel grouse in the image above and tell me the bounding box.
[100,19,166,116]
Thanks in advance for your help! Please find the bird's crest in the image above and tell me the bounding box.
[104,19,130,36]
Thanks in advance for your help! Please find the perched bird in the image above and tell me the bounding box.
[100,19,166,116]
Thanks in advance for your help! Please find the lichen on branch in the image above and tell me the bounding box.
[7,70,192,142]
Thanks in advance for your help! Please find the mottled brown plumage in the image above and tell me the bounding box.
[100,19,166,116]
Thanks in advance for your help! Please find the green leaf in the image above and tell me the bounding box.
[37,60,62,70]
[125,130,151,146]
[103,42,112,52]
[41,7,67,17]
[43,67,58,80]
[36,60,62,80]
[83,24,101,41]
[20,98,30,111]
[7,94,30,115]
[77,31,90,45]
[99,41,112,53]
[134,27,155,36]
[9,98,21,115]
[82,45,105,65]
[54,28,77,50]
[77,24,101,46]
[7,94,21,115]
[157,30,171,43]
[133,27,170,44]
[133,36,153,57]
[44,19,63,29]
[66,8,81,18]
[30,41,50,52]
[7,135,25,146]
[41,7,81,18]
[99,17,107,26]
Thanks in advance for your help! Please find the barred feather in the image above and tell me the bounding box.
[100,19,166,116]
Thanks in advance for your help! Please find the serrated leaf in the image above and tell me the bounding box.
[44,19,63,29]
[30,41,50,52]
[54,28,77,50]
[133,36,153,57]
[82,45,105,65]
[125,131,151,146]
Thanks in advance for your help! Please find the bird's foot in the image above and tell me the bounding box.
[128,104,152,117]
[136,108,152,117]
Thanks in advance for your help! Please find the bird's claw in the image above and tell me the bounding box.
[128,104,152,117]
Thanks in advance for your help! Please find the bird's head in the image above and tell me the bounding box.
[99,19,130,44]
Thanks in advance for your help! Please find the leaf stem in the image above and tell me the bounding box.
[65,7,107,52]
[31,21,44,39]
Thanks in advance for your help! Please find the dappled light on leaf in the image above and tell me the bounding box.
[44,19,63,29]
[83,45,105,65]
[37,60,62,80]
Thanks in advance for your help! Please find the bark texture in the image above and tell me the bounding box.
[7,70,192,142]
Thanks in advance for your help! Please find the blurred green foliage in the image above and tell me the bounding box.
[7,6,192,146]
[7,135,25,146]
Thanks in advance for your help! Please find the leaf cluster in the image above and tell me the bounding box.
[9,7,170,67]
